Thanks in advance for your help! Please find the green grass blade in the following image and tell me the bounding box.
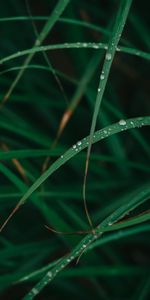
[83,0,133,230]
[0,115,149,232]
[22,169,150,299]
[1,43,149,65]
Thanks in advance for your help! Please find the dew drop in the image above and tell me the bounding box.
[100,74,105,80]
[32,288,38,295]
[119,119,126,126]
[73,144,76,149]
[47,271,52,277]
[98,88,101,92]
[106,53,112,60]
[77,141,82,146]
[93,43,99,49]
[108,221,112,226]
[136,51,140,56]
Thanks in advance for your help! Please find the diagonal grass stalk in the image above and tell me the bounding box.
[0,42,150,65]
[0,115,150,232]
[83,0,133,231]
[22,178,150,299]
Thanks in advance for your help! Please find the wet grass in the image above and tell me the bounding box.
[0,1,150,299]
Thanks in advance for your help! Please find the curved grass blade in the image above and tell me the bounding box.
[83,0,133,231]
[0,115,150,232]
[0,16,110,36]
[17,223,150,284]
[22,173,150,300]
[88,223,150,252]
[0,42,150,66]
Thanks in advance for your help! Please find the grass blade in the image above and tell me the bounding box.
[0,115,150,232]
[83,0,133,230]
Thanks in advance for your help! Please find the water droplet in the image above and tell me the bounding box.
[83,43,87,47]
[98,88,101,92]
[106,53,112,60]
[100,74,105,80]
[119,119,126,126]
[73,145,76,149]
[32,288,38,295]
[94,234,98,239]
[93,44,99,49]
[77,141,82,146]
[61,155,63,159]
[82,244,86,248]
[47,271,52,277]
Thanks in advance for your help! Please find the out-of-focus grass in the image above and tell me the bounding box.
[0,0,150,299]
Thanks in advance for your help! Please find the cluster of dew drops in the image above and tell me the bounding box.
[60,117,146,161]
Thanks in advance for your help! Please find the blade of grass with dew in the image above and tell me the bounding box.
[41,11,120,172]
[17,223,150,284]
[0,115,150,232]
[1,0,70,106]
[0,42,150,65]
[83,0,133,231]
[88,223,150,252]
[22,170,150,300]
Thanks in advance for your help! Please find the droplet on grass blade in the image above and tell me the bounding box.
[119,119,126,126]
[100,74,105,80]
[106,53,112,60]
